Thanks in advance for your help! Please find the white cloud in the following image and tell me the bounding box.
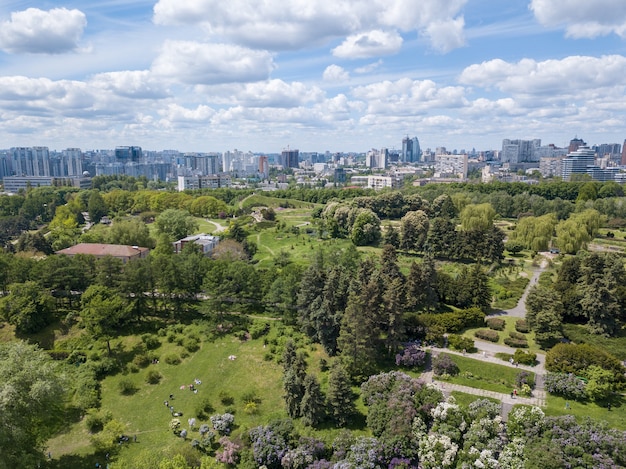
[424,17,466,53]
[459,55,626,96]
[158,104,215,123]
[355,60,383,74]
[530,0,626,38]
[152,0,466,53]
[332,30,403,59]
[234,80,324,107]
[91,71,170,100]
[0,8,86,54]
[352,78,467,115]
[151,40,275,85]
[323,65,350,83]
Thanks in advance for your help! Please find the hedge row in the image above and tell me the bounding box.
[486,317,506,331]
[415,307,485,333]
[515,319,529,333]
[504,337,528,348]
[474,329,499,342]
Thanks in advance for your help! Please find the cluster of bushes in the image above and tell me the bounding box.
[474,329,499,342]
[447,334,475,352]
[513,349,537,366]
[416,307,485,333]
[486,317,506,331]
[504,331,528,348]
[395,343,427,368]
[544,372,586,400]
[515,319,529,333]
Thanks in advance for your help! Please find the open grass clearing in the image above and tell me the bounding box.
[437,353,535,395]
[563,323,626,361]
[544,394,626,431]
[450,391,500,408]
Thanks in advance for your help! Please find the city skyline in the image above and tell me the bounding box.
[1,1,626,152]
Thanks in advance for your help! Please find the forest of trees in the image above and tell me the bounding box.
[1,178,626,467]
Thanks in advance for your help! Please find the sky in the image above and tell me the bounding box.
[1,0,626,154]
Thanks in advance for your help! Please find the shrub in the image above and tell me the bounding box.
[515,319,529,333]
[118,378,138,395]
[141,333,161,350]
[486,317,506,331]
[395,343,427,367]
[133,353,151,368]
[474,329,499,342]
[250,322,271,339]
[184,337,200,353]
[544,372,586,400]
[163,353,182,365]
[432,354,459,376]
[509,331,526,340]
[146,370,162,384]
[84,409,112,433]
[513,349,536,366]
[447,334,475,352]
[515,371,535,389]
[219,390,235,406]
[195,398,215,419]
[210,413,235,435]
[241,390,261,405]
[504,338,528,348]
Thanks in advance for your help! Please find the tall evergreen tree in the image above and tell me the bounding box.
[300,374,325,427]
[326,361,355,428]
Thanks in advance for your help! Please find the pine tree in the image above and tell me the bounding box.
[300,374,325,427]
[326,362,355,427]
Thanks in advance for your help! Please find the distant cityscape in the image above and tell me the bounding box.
[2,135,625,193]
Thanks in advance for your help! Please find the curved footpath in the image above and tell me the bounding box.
[421,263,549,419]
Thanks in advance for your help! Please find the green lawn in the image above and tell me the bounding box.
[46,321,292,467]
[450,391,500,408]
[563,323,626,361]
[438,353,534,394]
[544,394,626,431]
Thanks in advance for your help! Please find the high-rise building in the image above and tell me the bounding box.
[501,139,541,164]
[282,148,299,168]
[11,146,50,176]
[62,148,83,176]
[562,146,596,181]
[568,137,585,153]
[115,146,142,162]
[621,140,626,166]
[401,136,421,163]
[258,156,269,179]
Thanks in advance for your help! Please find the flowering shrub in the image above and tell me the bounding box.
[333,437,383,469]
[210,413,234,435]
[249,425,290,469]
[280,437,326,469]
[544,372,586,400]
[395,343,427,368]
[432,354,459,376]
[467,399,500,422]
[515,371,535,389]
[418,434,458,468]
[215,436,240,465]
[430,399,467,442]
[506,406,545,439]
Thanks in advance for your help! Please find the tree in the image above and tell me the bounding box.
[382,224,400,248]
[300,374,325,427]
[525,286,564,348]
[108,218,155,248]
[80,285,131,354]
[555,209,602,254]
[0,341,65,469]
[154,209,199,242]
[426,217,457,258]
[400,210,429,251]
[326,361,355,427]
[510,213,556,252]
[0,281,55,334]
[87,190,108,224]
[583,365,614,401]
[350,209,381,246]
[459,203,496,232]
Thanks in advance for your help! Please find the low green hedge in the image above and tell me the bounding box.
[475,329,499,342]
